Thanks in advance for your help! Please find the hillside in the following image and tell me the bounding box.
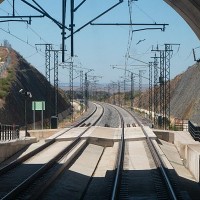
[135,63,200,125]
[0,46,71,126]
[170,64,200,123]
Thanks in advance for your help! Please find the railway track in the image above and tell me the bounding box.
[110,105,125,200]
[0,102,104,200]
[0,103,183,199]
[31,103,122,200]
[111,105,182,200]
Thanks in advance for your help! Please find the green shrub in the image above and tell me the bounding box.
[0,67,15,98]
[0,90,7,98]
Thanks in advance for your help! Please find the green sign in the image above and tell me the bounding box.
[32,101,45,111]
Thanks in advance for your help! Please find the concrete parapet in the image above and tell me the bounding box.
[124,127,146,141]
[142,126,157,139]
[153,129,174,143]
[151,139,174,170]
[154,130,200,182]
[44,128,70,142]
[28,129,64,140]
[186,144,200,182]
[172,131,200,182]
[173,131,199,160]
[0,137,37,163]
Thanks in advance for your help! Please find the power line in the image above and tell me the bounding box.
[24,51,40,59]
[7,0,48,44]
[125,0,134,64]
[124,0,135,102]
[0,27,45,57]
[0,7,9,14]
[133,1,156,23]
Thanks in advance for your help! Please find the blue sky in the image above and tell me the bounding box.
[0,0,199,89]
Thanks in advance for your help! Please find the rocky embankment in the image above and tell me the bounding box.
[0,47,71,126]
[137,63,200,125]
[170,63,200,123]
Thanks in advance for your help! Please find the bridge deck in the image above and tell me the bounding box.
[45,126,156,143]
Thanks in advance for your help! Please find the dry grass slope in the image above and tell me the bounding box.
[0,47,71,126]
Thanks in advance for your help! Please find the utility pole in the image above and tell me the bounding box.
[87,75,102,102]
[35,44,52,82]
[35,44,52,127]
[153,54,159,127]
[152,46,165,129]
[111,82,117,105]
[53,50,59,117]
[60,59,75,121]
[80,70,84,114]
[151,44,179,129]
[123,79,126,106]
[70,0,74,57]
[164,44,179,129]
[148,62,153,120]
[113,66,145,110]
[138,70,145,108]
[62,0,67,61]
[66,0,124,59]
[90,81,96,101]
[82,69,93,111]
[107,84,111,103]
[84,73,88,111]
[45,44,52,82]
[159,50,165,128]
[3,1,161,63]
[118,81,121,106]
[47,49,62,118]
[130,72,134,110]
[69,60,74,121]
[93,80,99,101]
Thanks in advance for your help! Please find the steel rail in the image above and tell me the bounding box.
[25,103,105,200]
[71,101,98,127]
[0,102,97,175]
[1,103,105,200]
[79,147,106,200]
[124,108,178,200]
[140,126,177,200]
[109,105,125,200]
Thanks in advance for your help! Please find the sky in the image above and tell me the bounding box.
[0,0,199,90]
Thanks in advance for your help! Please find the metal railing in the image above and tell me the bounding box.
[0,124,20,141]
[174,118,188,131]
[188,121,200,142]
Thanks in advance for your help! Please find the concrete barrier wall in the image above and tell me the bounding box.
[186,144,200,182]
[28,129,62,140]
[174,141,187,160]
[0,137,37,163]
[153,130,174,143]
[153,130,200,182]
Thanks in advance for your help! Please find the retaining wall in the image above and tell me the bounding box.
[0,137,37,163]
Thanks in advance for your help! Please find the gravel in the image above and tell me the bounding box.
[96,103,120,128]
